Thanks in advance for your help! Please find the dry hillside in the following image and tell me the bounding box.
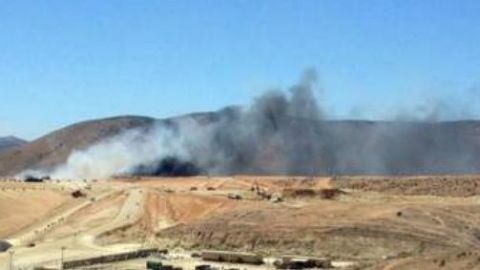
[0,116,155,176]
[0,136,26,153]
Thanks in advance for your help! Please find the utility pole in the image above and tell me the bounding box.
[8,250,14,270]
[60,246,66,270]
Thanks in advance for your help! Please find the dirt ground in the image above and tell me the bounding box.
[1,175,480,270]
[0,182,70,238]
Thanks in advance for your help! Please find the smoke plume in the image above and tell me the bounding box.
[23,70,480,179]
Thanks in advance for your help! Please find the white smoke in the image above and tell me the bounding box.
[22,118,207,180]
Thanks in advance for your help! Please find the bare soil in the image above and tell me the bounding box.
[2,175,480,270]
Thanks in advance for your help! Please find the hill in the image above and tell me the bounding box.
[0,109,230,177]
[0,136,27,153]
[0,116,156,177]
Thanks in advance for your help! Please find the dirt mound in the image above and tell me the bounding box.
[282,188,317,198]
[334,175,480,197]
[97,186,236,245]
[157,198,480,260]
[318,188,346,199]
[281,188,345,199]
[380,250,480,270]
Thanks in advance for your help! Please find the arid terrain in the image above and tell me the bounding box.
[0,137,26,153]
[1,176,480,269]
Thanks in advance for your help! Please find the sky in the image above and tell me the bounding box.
[1,0,480,140]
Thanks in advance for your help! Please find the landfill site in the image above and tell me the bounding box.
[1,175,480,270]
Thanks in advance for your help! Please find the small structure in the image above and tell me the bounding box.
[191,252,202,258]
[71,190,86,198]
[227,193,242,200]
[24,175,43,183]
[146,260,181,270]
[201,250,263,265]
[146,259,163,270]
[282,188,316,198]
[64,248,159,268]
[273,256,331,269]
[195,265,214,270]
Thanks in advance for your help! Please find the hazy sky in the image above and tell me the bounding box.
[1,0,480,140]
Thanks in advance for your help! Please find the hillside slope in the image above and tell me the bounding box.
[0,136,27,153]
[0,116,156,177]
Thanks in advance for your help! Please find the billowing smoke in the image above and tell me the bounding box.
[22,70,480,179]
[44,118,207,179]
